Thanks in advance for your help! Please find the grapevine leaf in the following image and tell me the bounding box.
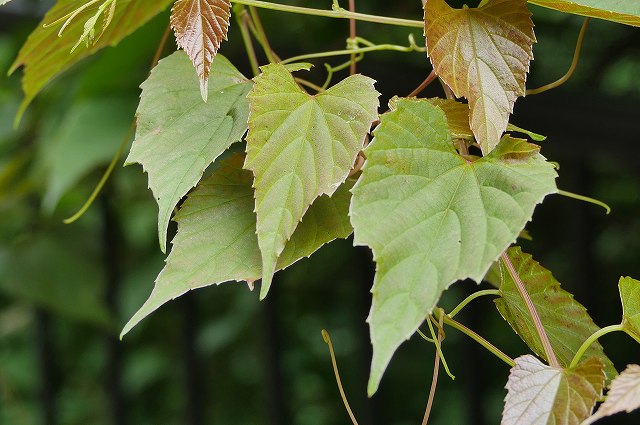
[245,63,379,299]
[582,364,640,425]
[495,247,617,380]
[8,0,174,120]
[423,98,473,140]
[528,1,640,27]
[126,51,251,253]
[350,98,557,395]
[502,355,606,425]
[0,0,13,6]
[620,276,640,337]
[424,0,535,153]
[170,0,231,102]
[121,154,354,337]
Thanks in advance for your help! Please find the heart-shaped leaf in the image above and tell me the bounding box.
[170,0,231,101]
[126,51,251,252]
[245,63,379,299]
[528,1,640,27]
[503,355,605,425]
[582,364,640,425]
[424,0,535,153]
[121,154,354,337]
[620,276,640,337]
[350,97,557,395]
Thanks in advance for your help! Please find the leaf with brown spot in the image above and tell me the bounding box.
[170,0,231,102]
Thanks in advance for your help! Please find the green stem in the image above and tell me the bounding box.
[229,0,424,28]
[248,6,279,63]
[234,6,261,76]
[322,330,359,425]
[557,189,611,215]
[569,324,624,368]
[427,315,455,380]
[280,43,423,65]
[448,289,502,319]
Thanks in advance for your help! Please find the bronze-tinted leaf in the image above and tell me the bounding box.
[170,0,231,101]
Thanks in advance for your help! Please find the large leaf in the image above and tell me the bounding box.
[9,0,174,119]
[619,276,640,337]
[502,355,605,425]
[495,247,617,380]
[121,154,354,337]
[582,364,640,425]
[126,51,251,252]
[350,97,557,395]
[528,1,640,27]
[245,63,379,299]
[424,0,535,153]
[170,0,231,101]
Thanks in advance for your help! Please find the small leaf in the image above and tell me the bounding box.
[424,98,474,140]
[126,51,251,252]
[170,0,232,102]
[620,276,640,337]
[582,364,640,425]
[121,154,354,337]
[350,98,557,395]
[245,63,379,299]
[507,123,547,142]
[502,355,606,425]
[528,0,640,27]
[495,247,617,380]
[424,0,535,153]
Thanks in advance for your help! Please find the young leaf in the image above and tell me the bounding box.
[170,0,231,102]
[126,51,251,253]
[9,0,174,119]
[245,63,379,299]
[424,0,535,153]
[528,1,640,27]
[502,355,605,425]
[350,98,557,395]
[582,364,640,425]
[620,276,640,337]
[495,247,617,380]
[424,98,474,140]
[121,154,354,337]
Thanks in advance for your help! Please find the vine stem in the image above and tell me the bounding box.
[569,324,624,368]
[280,43,424,65]
[234,6,260,76]
[348,0,357,75]
[501,253,560,368]
[448,289,501,319]
[408,69,437,97]
[229,0,424,28]
[321,330,358,425]
[422,311,445,425]
[557,189,611,214]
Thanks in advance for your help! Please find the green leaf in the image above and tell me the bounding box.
[424,0,535,153]
[620,276,640,337]
[0,0,13,6]
[9,0,174,120]
[495,247,617,380]
[503,355,605,425]
[350,98,557,395]
[245,63,379,299]
[528,1,640,27]
[126,51,251,252]
[121,154,354,337]
[423,98,474,140]
[582,364,640,425]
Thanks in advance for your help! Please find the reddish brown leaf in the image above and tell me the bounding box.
[170,0,231,101]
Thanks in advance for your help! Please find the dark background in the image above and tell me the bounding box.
[1,1,639,424]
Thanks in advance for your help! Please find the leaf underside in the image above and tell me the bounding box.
[170,0,232,101]
[350,97,557,395]
[619,276,640,337]
[244,63,379,299]
[582,364,640,425]
[495,247,617,381]
[528,0,640,27]
[121,154,354,337]
[424,0,535,153]
[126,51,251,252]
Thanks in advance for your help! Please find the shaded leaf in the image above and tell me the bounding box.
[0,0,13,6]
[121,154,353,337]
[423,97,473,140]
[170,0,231,102]
[126,51,251,252]
[529,1,640,27]
[620,276,640,337]
[245,63,379,299]
[350,98,557,395]
[582,364,640,425]
[495,247,617,380]
[9,0,174,119]
[502,355,605,425]
[424,0,535,153]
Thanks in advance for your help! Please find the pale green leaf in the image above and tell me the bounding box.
[424,0,535,153]
[582,364,640,425]
[121,154,354,337]
[9,0,174,119]
[620,276,640,337]
[495,247,617,380]
[350,98,557,395]
[245,63,379,299]
[126,51,251,252]
[0,0,13,6]
[502,355,605,425]
[529,1,640,27]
